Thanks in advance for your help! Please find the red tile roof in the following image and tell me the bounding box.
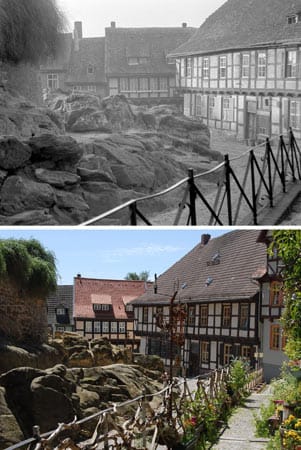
[131,230,266,306]
[74,277,152,319]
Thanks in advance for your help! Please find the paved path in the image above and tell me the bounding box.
[211,387,271,450]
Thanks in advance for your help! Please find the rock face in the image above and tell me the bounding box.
[0,92,222,225]
[0,363,163,442]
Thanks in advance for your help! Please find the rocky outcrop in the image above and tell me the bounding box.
[0,363,163,442]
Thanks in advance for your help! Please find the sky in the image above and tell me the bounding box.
[0,228,230,285]
[56,0,226,37]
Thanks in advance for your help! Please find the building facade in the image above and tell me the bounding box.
[169,0,301,142]
[257,231,288,381]
[73,276,152,348]
[39,21,195,104]
[131,231,267,377]
[47,285,74,334]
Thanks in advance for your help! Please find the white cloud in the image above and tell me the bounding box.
[102,242,183,262]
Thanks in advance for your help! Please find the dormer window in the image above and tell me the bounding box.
[287,14,299,24]
[125,304,133,312]
[87,64,94,74]
[128,57,149,65]
[93,304,110,311]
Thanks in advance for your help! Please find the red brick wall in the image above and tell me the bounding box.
[0,282,48,344]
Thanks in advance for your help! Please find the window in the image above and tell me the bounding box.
[142,306,148,323]
[56,307,65,316]
[201,341,209,363]
[119,322,126,333]
[241,346,251,359]
[47,73,58,90]
[219,56,227,78]
[120,78,129,92]
[286,50,297,78]
[85,321,92,333]
[139,77,149,91]
[200,305,208,327]
[130,78,139,92]
[187,305,195,326]
[139,57,149,65]
[239,304,249,329]
[102,322,109,333]
[203,58,209,79]
[186,57,193,77]
[87,64,94,74]
[222,304,231,327]
[128,57,139,65]
[125,304,133,312]
[223,96,234,122]
[287,15,298,24]
[93,304,110,311]
[270,281,283,306]
[150,77,158,91]
[270,324,281,350]
[159,77,168,91]
[242,54,250,78]
[209,96,215,119]
[223,343,232,365]
[94,321,101,333]
[291,100,301,130]
[111,322,117,333]
[257,53,266,78]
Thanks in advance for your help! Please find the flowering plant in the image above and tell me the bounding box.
[281,415,301,448]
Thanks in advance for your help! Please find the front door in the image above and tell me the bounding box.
[188,341,200,377]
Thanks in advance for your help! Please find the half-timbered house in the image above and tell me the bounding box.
[73,276,151,348]
[46,285,74,335]
[169,0,301,142]
[257,231,288,381]
[130,230,266,376]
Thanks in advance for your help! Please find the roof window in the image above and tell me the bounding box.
[87,64,95,74]
[206,277,213,286]
[287,14,300,24]
[207,252,220,266]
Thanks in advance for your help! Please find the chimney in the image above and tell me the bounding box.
[111,21,116,28]
[74,21,82,52]
[182,22,187,28]
[201,234,211,246]
[77,273,81,278]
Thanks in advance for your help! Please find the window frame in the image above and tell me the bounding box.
[142,306,148,323]
[223,343,232,365]
[270,324,281,350]
[222,304,231,328]
[94,321,101,333]
[269,281,283,306]
[201,341,209,363]
[239,303,249,330]
[47,73,58,90]
[286,50,297,78]
[200,304,208,327]
[219,56,227,79]
[102,321,109,333]
[257,52,267,78]
[242,54,250,78]
[203,58,209,79]
[290,100,301,130]
[187,305,196,326]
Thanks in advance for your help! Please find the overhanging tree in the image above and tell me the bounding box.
[271,230,301,361]
[0,0,65,64]
[0,238,57,298]
[124,270,150,281]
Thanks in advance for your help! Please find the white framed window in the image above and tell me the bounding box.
[223,343,232,365]
[242,54,250,78]
[93,304,110,311]
[223,96,234,121]
[291,100,301,130]
[139,77,149,91]
[119,322,126,333]
[186,57,193,77]
[203,58,209,78]
[111,322,117,333]
[209,96,215,119]
[187,305,195,326]
[159,77,168,91]
[85,321,92,333]
[102,322,109,333]
[201,341,209,363]
[200,305,208,326]
[125,304,133,312]
[56,307,65,315]
[219,56,227,78]
[120,78,129,92]
[239,304,249,329]
[287,14,298,24]
[47,73,58,90]
[286,50,297,78]
[241,346,251,359]
[257,52,267,78]
[94,321,101,333]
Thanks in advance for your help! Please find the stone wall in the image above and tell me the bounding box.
[0,281,48,344]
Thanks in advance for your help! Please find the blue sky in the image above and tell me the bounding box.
[0,228,230,284]
[57,0,225,37]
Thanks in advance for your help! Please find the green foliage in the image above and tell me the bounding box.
[227,358,250,399]
[124,270,150,281]
[272,369,301,407]
[270,231,301,361]
[0,238,57,298]
[266,430,281,450]
[254,401,275,437]
[0,0,66,64]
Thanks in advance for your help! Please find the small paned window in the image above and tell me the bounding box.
[187,305,195,326]
[125,304,133,312]
[270,281,283,306]
[203,58,209,78]
[241,346,251,359]
[223,343,232,365]
[47,73,58,90]
[200,305,208,327]
[219,56,227,78]
[94,321,101,333]
[286,50,297,78]
[242,54,250,78]
[287,15,298,24]
[239,304,249,329]
[223,96,234,122]
[257,53,267,78]
[120,78,129,92]
[222,304,231,327]
[290,100,301,130]
[270,324,281,350]
[209,96,215,119]
[56,307,65,315]
[102,322,109,333]
[186,57,193,77]
[201,341,209,363]
[119,322,126,333]
[85,321,92,333]
[111,322,117,333]
[142,306,148,323]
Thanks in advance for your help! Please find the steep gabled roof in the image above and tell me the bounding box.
[40,33,73,71]
[47,285,74,325]
[66,37,106,84]
[105,26,195,76]
[170,0,301,57]
[74,277,152,319]
[131,230,266,305]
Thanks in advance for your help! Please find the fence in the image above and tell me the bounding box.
[80,129,301,226]
[6,367,263,450]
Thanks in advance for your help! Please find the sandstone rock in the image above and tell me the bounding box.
[101,95,136,130]
[77,167,115,183]
[0,176,55,215]
[29,134,83,168]
[35,168,80,187]
[0,387,24,448]
[76,386,100,409]
[0,169,7,184]
[68,108,112,133]
[0,209,58,225]
[66,93,101,110]
[0,136,32,170]
[81,182,122,218]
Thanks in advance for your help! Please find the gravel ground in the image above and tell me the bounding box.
[211,387,272,450]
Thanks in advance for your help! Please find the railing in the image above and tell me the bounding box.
[6,367,263,450]
[80,128,301,226]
